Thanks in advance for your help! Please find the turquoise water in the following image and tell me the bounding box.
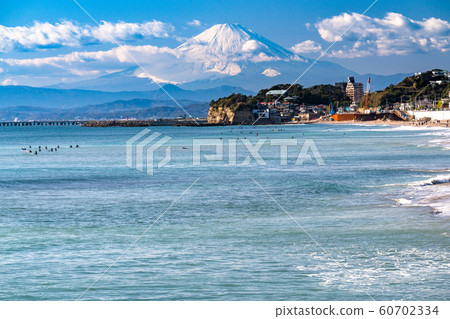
[0,124,449,300]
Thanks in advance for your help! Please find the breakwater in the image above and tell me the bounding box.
[82,119,208,127]
[0,120,87,127]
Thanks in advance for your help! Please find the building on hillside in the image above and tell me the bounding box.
[431,69,447,77]
[335,81,347,93]
[266,90,287,96]
[430,80,444,86]
[283,96,297,103]
[345,76,364,104]
[253,108,270,119]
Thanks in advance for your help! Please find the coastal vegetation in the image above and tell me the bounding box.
[209,84,350,106]
[364,71,450,107]
[208,94,255,124]
[252,84,351,106]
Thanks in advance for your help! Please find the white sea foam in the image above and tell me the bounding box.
[373,126,447,132]
[396,198,412,205]
[348,124,390,127]
[419,131,450,137]
[396,174,450,216]
[298,246,449,298]
[429,140,450,150]
[336,125,449,133]
[417,130,450,149]
[410,174,450,186]
[382,182,409,187]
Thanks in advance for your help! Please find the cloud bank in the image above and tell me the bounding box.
[1,45,178,75]
[0,20,174,53]
[315,12,450,57]
[187,20,202,27]
[262,68,281,77]
[291,40,322,54]
[1,79,18,86]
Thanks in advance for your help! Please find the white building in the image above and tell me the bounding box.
[345,77,364,104]
[253,108,269,118]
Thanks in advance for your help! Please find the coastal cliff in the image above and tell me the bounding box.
[207,93,255,124]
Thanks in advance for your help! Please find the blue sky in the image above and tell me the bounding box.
[0,0,449,86]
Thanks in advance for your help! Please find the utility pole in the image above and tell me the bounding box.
[435,93,437,110]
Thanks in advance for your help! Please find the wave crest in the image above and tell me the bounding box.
[413,174,450,186]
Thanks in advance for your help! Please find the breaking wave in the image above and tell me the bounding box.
[394,174,450,216]
[410,174,450,186]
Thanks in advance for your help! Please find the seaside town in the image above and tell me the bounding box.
[251,69,450,124]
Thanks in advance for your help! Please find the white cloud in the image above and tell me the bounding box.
[325,47,372,58]
[250,52,281,63]
[187,20,202,27]
[0,44,180,82]
[315,12,450,57]
[242,39,265,52]
[1,78,18,86]
[0,20,174,53]
[291,40,322,53]
[1,45,178,68]
[262,68,281,77]
[290,55,309,63]
[136,71,182,85]
[90,21,173,42]
[211,62,242,76]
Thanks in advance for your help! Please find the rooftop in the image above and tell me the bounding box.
[266,90,287,95]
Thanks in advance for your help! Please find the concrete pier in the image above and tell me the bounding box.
[81,119,208,127]
[0,121,87,127]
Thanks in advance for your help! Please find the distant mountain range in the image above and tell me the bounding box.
[0,84,246,120]
[0,84,253,109]
[0,99,209,121]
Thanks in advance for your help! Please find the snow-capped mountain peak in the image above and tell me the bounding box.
[177,23,293,61]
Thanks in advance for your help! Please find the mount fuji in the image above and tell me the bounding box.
[50,23,408,93]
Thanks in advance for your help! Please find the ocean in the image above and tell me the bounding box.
[0,124,448,301]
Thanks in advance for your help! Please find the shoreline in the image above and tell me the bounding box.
[314,118,450,128]
[79,118,450,128]
[3,118,445,129]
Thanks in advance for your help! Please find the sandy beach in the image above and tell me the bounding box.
[316,118,450,128]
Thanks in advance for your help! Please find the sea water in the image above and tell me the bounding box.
[0,124,448,300]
